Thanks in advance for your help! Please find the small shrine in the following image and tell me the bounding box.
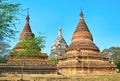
[49,28,68,59]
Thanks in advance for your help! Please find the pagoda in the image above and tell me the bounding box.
[3,15,57,74]
[49,28,68,59]
[7,15,49,65]
[57,11,116,75]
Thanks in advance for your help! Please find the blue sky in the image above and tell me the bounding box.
[13,0,120,55]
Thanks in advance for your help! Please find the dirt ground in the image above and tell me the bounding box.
[0,73,120,81]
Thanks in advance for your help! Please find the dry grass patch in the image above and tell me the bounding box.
[0,74,120,81]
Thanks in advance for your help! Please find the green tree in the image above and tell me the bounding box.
[102,47,120,72]
[0,0,21,41]
[0,42,10,55]
[48,58,58,65]
[0,54,8,63]
[16,34,46,57]
[0,42,10,63]
[13,34,45,80]
[0,0,21,60]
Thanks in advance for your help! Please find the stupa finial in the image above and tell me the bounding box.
[80,9,84,19]
[58,27,62,37]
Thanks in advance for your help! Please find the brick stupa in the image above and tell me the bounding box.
[58,11,116,75]
[7,15,49,65]
[4,15,57,74]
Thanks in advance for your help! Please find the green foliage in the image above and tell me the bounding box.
[0,0,21,41]
[102,47,120,72]
[16,34,46,57]
[0,42,10,54]
[0,54,8,63]
[0,0,21,57]
[49,58,58,65]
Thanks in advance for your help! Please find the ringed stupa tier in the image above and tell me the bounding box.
[19,15,34,41]
[67,11,99,53]
[58,11,116,75]
[49,28,68,59]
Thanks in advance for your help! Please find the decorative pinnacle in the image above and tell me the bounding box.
[104,48,108,54]
[27,8,29,16]
[58,27,62,37]
[26,8,30,23]
[80,10,84,19]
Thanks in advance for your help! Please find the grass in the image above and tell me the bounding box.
[0,73,120,81]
